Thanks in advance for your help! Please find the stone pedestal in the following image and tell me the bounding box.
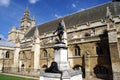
[62,69,82,80]
[54,43,70,71]
[40,70,61,80]
[40,69,82,80]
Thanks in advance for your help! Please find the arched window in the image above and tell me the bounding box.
[22,51,27,59]
[74,45,80,56]
[43,49,47,57]
[5,51,10,58]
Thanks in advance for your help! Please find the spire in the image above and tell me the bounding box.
[26,5,29,11]
[106,7,112,19]
[61,19,68,45]
[61,19,66,28]
[24,5,30,18]
[34,27,39,38]
[31,15,35,27]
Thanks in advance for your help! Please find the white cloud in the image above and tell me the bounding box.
[80,8,85,11]
[28,0,39,4]
[54,14,61,18]
[0,0,10,7]
[72,3,76,8]
[0,34,6,40]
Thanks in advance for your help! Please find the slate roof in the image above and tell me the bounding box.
[25,2,120,38]
[0,39,14,47]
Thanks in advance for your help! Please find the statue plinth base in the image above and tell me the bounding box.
[40,69,82,80]
[53,43,70,71]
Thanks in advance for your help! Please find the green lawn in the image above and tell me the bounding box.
[0,74,37,80]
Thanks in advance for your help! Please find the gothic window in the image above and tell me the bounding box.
[5,51,10,58]
[96,43,103,55]
[43,49,48,57]
[74,45,80,56]
[23,51,25,59]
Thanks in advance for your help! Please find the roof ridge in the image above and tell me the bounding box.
[36,2,112,27]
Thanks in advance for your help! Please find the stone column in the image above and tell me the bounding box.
[13,42,20,71]
[107,28,120,80]
[34,37,40,70]
[84,51,90,78]
[33,27,40,71]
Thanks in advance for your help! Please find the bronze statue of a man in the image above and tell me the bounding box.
[53,22,64,42]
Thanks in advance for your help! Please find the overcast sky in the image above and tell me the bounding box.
[0,0,111,40]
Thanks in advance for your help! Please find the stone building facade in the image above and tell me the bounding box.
[0,38,14,72]
[0,1,120,80]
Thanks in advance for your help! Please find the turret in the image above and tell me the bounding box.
[31,16,35,27]
[24,6,30,18]
[20,6,35,31]
[8,26,17,42]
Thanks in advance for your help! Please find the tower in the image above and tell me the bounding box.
[8,7,35,43]
[20,6,35,31]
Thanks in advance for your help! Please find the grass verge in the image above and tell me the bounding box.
[0,73,37,80]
